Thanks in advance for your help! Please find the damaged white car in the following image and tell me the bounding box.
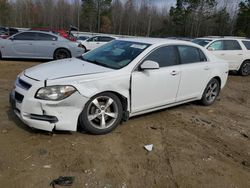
[10,38,229,134]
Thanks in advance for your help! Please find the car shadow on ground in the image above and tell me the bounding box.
[229,70,240,76]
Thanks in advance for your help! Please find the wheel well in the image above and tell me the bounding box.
[213,76,221,87]
[243,59,250,63]
[0,50,2,59]
[242,59,250,65]
[54,48,71,58]
[82,45,87,51]
[107,91,128,112]
[77,91,128,131]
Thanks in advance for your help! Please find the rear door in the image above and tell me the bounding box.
[33,33,58,58]
[176,45,211,101]
[9,32,36,58]
[208,40,244,70]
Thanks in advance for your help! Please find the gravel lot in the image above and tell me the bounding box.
[0,59,250,188]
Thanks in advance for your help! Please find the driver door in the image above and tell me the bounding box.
[131,46,181,113]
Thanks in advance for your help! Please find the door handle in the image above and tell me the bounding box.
[204,67,210,70]
[29,44,32,45]
[171,70,179,76]
[221,54,225,56]
[238,54,243,56]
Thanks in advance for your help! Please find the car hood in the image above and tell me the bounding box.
[24,58,113,81]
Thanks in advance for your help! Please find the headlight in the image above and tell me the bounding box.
[35,85,76,101]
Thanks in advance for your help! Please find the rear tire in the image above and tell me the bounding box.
[201,78,220,106]
[79,92,123,135]
[239,61,250,76]
[54,49,71,60]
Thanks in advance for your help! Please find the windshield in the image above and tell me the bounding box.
[192,39,212,47]
[81,40,150,69]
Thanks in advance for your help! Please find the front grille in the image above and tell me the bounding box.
[16,78,32,90]
[15,92,24,103]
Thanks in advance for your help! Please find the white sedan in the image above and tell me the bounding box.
[10,38,229,134]
[79,35,117,51]
[0,31,85,60]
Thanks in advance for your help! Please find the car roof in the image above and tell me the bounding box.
[195,36,249,40]
[18,30,60,36]
[91,35,117,37]
[118,37,197,46]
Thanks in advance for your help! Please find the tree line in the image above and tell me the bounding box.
[0,0,250,38]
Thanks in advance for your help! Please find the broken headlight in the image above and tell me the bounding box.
[35,85,76,101]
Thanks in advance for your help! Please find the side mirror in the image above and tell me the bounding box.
[9,37,14,41]
[140,60,159,70]
[207,47,214,51]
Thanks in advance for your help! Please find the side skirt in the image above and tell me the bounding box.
[129,97,198,118]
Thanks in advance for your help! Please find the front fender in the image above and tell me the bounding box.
[75,74,130,102]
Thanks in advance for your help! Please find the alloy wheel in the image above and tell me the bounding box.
[87,96,119,130]
[205,81,219,103]
[241,62,250,76]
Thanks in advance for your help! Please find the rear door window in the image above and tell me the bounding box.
[177,46,206,64]
[223,40,242,50]
[36,33,57,41]
[242,40,250,50]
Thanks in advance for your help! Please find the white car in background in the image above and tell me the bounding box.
[192,37,250,76]
[76,35,90,44]
[0,31,85,60]
[79,35,117,51]
[10,38,228,134]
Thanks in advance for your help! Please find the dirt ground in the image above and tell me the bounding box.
[0,59,250,188]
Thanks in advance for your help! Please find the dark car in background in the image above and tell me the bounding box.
[0,27,19,39]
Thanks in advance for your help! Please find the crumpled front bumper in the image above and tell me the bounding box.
[10,74,88,132]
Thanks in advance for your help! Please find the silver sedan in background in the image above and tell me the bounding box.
[0,31,85,60]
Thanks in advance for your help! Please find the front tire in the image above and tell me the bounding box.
[79,92,123,135]
[201,78,220,106]
[239,61,250,76]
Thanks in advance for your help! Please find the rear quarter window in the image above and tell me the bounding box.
[242,41,250,50]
